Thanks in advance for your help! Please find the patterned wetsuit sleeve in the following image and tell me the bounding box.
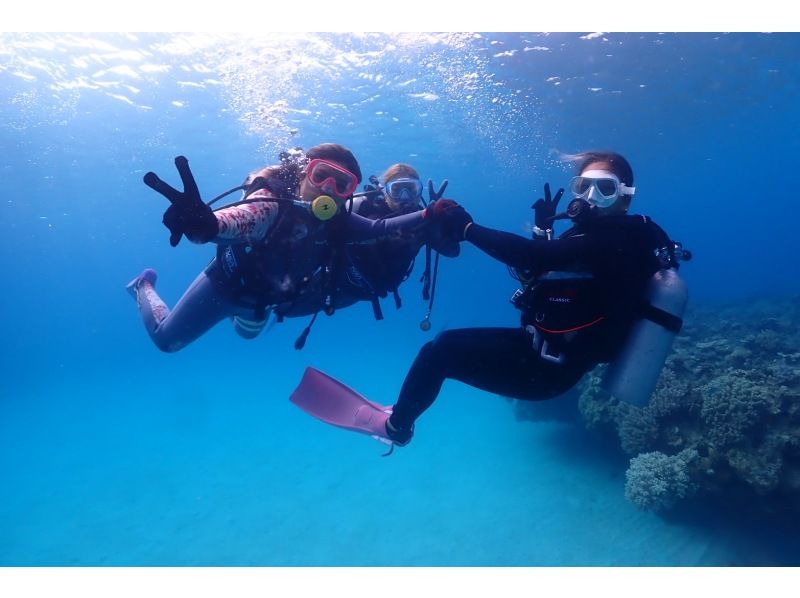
[465,222,618,271]
[212,201,281,243]
[343,210,427,243]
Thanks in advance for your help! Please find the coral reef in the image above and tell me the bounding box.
[699,373,778,449]
[516,294,800,515]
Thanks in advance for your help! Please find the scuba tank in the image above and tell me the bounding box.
[601,266,689,407]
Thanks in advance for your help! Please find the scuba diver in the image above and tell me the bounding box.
[126,143,454,353]
[320,163,451,326]
[290,150,691,452]
[257,161,453,345]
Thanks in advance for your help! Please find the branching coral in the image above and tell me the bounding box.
[624,448,699,511]
[648,367,698,419]
[699,372,778,450]
[617,404,659,455]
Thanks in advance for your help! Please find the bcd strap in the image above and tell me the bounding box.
[421,243,432,301]
[294,311,319,350]
[643,304,683,333]
[393,289,402,309]
[323,297,335,316]
[371,296,384,320]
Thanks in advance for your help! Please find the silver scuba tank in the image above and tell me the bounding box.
[601,267,689,406]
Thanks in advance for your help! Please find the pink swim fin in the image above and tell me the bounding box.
[289,367,393,445]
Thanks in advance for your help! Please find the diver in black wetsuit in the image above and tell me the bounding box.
[384,151,687,446]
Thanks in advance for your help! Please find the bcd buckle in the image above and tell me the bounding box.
[525,325,566,365]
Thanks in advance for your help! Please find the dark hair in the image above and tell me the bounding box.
[306,143,362,183]
[569,150,634,187]
[243,165,281,187]
[381,163,419,183]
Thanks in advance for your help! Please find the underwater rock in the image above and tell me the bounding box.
[727,446,782,495]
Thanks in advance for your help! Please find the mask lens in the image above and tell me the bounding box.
[570,177,592,197]
[307,160,358,197]
[387,178,422,202]
[312,165,348,193]
[596,178,619,198]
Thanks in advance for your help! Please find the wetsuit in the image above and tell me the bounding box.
[389,213,678,431]
[331,196,425,317]
[242,195,427,320]
[131,190,430,352]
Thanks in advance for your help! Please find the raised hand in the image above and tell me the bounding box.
[531,183,564,231]
[427,179,449,204]
[143,156,218,246]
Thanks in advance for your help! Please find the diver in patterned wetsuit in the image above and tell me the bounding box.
[383,151,685,446]
[126,144,448,353]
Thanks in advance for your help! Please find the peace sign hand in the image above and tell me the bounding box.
[143,156,218,246]
[427,179,449,204]
[531,182,564,230]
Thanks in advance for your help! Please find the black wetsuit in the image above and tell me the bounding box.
[336,196,424,316]
[390,213,677,430]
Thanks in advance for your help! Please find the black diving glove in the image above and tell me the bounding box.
[143,156,219,247]
[424,181,459,256]
[425,199,473,242]
[532,182,564,235]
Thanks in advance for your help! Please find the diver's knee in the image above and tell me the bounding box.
[429,329,461,353]
[232,315,267,340]
[419,332,454,362]
[153,337,185,353]
[418,340,437,358]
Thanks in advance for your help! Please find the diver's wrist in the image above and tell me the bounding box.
[533,225,550,238]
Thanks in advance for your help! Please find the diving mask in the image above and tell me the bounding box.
[569,170,635,209]
[306,159,360,199]
[385,177,423,204]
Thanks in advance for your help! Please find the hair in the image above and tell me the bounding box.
[243,165,281,187]
[381,163,420,183]
[564,150,634,187]
[305,143,362,183]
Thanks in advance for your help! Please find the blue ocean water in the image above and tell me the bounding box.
[1,32,799,566]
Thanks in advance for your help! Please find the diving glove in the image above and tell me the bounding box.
[427,179,449,203]
[143,156,218,246]
[532,182,564,234]
[423,181,461,256]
